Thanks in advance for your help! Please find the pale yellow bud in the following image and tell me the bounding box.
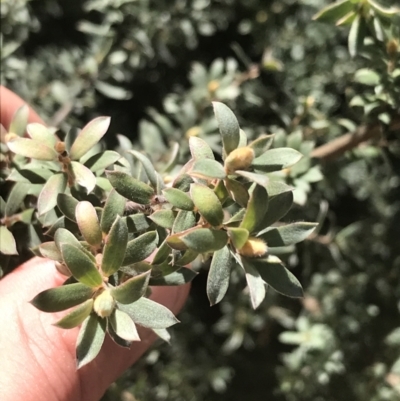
[55,141,66,153]
[224,147,255,174]
[93,289,115,318]
[238,237,268,258]
[185,126,201,138]
[207,80,220,93]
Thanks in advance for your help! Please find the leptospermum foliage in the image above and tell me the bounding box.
[1,102,316,368]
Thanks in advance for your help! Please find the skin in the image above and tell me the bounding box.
[0,86,190,401]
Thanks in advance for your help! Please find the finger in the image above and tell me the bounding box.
[0,257,189,401]
[0,85,44,129]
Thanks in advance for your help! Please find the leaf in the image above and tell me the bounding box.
[6,137,57,160]
[235,171,269,188]
[69,162,96,194]
[152,328,171,343]
[54,299,94,329]
[191,184,224,227]
[109,310,140,341]
[84,150,120,173]
[75,201,102,246]
[39,241,63,262]
[31,283,94,312]
[27,123,57,146]
[368,0,400,17]
[259,190,293,228]
[118,297,179,329]
[242,258,266,309]
[102,216,128,276]
[107,320,132,348]
[149,210,176,229]
[258,222,318,247]
[57,193,79,222]
[106,171,154,205]
[212,102,240,155]
[354,68,380,86]
[175,249,199,266]
[5,182,29,216]
[240,185,268,233]
[61,243,103,287]
[76,315,106,369]
[8,167,53,184]
[190,159,226,179]
[172,174,194,192]
[123,213,151,233]
[111,270,151,304]
[189,136,215,160]
[253,257,303,298]
[172,210,196,234]
[9,104,29,136]
[348,13,366,58]
[180,228,228,253]
[335,10,356,26]
[69,117,111,161]
[252,148,303,172]
[123,231,159,266]
[100,189,126,234]
[248,134,274,157]
[0,226,18,255]
[38,173,68,216]
[227,227,249,249]
[266,180,294,197]
[163,188,194,211]
[207,246,234,305]
[128,150,160,190]
[312,0,353,23]
[95,81,132,100]
[150,267,198,286]
[54,228,88,253]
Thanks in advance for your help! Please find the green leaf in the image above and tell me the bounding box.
[149,210,176,229]
[5,182,29,216]
[180,228,228,253]
[191,184,224,227]
[27,123,57,146]
[150,267,197,286]
[39,241,63,262]
[101,189,126,234]
[172,173,194,192]
[242,258,266,309]
[102,216,128,276]
[152,328,171,343]
[213,102,240,155]
[163,142,180,173]
[8,167,53,184]
[259,190,293,228]
[9,104,29,136]
[106,171,154,205]
[123,213,151,233]
[253,257,303,298]
[248,134,275,157]
[235,171,269,188]
[107,320,132,348]
[54,228,88,253]
[75,201,102,246]
[69,162,96,194]
[61,243,103,287]
[38,173,68,216]
[266,180,293,197]
[111,270,151,304]
[76,315,106,369]
[214,179,229,203]
[70,117,111,161]
[31,283,94,312]
[54,299,94,329]
[336,10,356,26]
[240,185,268,233]
[152,239,171,265]
[190,159,226,180]
[109,310,140,341]
[189,136,215,160]
[128,150,160,190]
[312,0,354,23]
[118,297,179,329]
[348,13,366,58]
[174,249,199,266]
[0,226,18,255]
[84,150,120,173]
[252,148,303,172]
[123,231,159,265]
[368,0,400,17]
[207,246,234,305]
[163,188,194,211]
[57,193,79,222]
[6,137,57,160]
[172,210,196,234]
[354,68,380,85]
[227,228,249,249]
[258,222,317,247]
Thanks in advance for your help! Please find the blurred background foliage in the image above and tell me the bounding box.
[1,0,400,400]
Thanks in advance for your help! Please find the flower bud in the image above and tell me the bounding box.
[224,146,255,173]
[93,289,115,318]
[238,237,268,258]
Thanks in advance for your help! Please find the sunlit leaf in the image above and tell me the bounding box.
[149,210,176,229]
[242,258,266,309]
[240,185,268,233]
[163,188,194,211]
[123,231,158,265]
[9,104,29,137]
[0,226,18,255]
[109,309,140,341]
[191,184,224,227]
[248,134,275,156]
[5,182,29,217]
[190,159,226,179]
[54,299,94,329]
[259,190,293,228]
[75,201,102,246]
[172,210,196,234]
[150,267,197,286]
[189,136,215,160]
[57,193,79,222]
[129,150,161,190]
[312,0,353,23]
[38,173,68,216]
[84,150,120,173]
[258,222,317,247]
[111,270,151,304]
[27,123,57,146]
[180,228,228,253]
[213,102,240,155]
[227,227,249,249]
[69,162,96,194]
[39,241,63,262]
[100,189,126,234]
[252,148,303,172]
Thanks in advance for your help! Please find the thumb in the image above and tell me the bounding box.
[0,257,189,401]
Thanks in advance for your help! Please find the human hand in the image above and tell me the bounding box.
[0,86,190,401]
